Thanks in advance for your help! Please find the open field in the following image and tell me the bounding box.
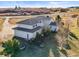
[0,12,79,42]
[0,10,79,56]
[61,12,79,56]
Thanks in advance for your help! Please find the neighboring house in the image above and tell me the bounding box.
[13,16,52,40]
[49,22,58,32]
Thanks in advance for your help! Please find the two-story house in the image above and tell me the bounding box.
[13,16,52,40]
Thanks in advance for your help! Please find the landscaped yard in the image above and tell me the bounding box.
[15,32,60,57]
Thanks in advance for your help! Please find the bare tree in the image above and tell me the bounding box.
[58,17,72,49]
[55,15,65,48]
[55,15,61,25]
[15,5,18,10]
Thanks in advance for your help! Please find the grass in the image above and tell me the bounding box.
[15,45,49,57]
[66,39,79,56]
[68,40,78,49]
[70,27,79,38]
[15,33,60,57]
[0,19,4,31]
[60,15,79,56]
[0,11,79,56]
[69,18,79,38]
[62,16,79,39]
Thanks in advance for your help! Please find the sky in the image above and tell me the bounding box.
[0,1,79,8]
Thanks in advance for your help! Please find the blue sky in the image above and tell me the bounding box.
[0,1,79,8]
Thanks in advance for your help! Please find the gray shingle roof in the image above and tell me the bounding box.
[17,16,51,25]
[13,26,42,33]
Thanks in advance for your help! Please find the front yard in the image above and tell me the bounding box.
[15,32,60,57]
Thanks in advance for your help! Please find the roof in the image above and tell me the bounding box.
[17,16,51,25]
[13,26,42,33]
[50,22,57,26]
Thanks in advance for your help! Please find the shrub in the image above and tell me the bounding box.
[27,28,52,47]
[2,39,20,57]
[41,28,51,37]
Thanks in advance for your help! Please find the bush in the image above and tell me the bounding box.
[2,39,20,57]
[27,28,52,47]
[41,28,51,37]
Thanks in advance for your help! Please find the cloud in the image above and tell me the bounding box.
[48,1,79,8]
[48,1,64,8]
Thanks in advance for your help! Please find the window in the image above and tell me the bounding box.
[36,24,37,26]
[27,34,29,39]
[33,24,37,28]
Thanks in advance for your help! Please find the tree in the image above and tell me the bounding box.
[55,15,61,24]
[55,15,62,33]
[15,5,18,9]
[35,32,42,42]
[41,28,51,37]
[15,5,21,10]
[2,39,20,57]
[55,15,65,48]
[58,22,65,48]
[18,6,21,9]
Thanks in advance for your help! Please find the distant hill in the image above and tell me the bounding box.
[69,6,79,8]
[0,8,69,16]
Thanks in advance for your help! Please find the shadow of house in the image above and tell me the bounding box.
[48,33,60,57]
[14,32,61,57]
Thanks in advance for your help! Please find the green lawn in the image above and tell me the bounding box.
[15,33,60,57]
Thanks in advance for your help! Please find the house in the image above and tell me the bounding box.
[13,16,52,40]
[49,22,58,32]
